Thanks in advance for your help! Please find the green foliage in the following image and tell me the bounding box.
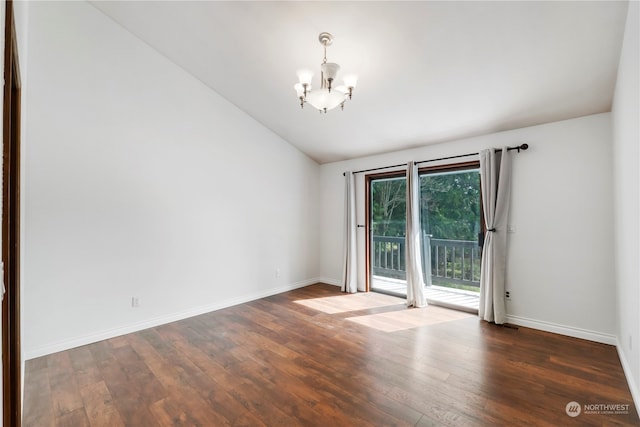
[371,170,481,241]
[420,171,480,240]
[371,178,406,237]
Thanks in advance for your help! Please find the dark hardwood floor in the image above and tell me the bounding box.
[23,283,638,426]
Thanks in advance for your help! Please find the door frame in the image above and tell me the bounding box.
[2,1,22,425]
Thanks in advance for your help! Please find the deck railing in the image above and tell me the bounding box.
[371,236,406,279]
[372,234,481,288]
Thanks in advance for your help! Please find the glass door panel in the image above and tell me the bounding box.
[369,176,406,296]
[420,168,482,293]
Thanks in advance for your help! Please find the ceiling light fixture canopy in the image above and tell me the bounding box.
[294,32,357,113]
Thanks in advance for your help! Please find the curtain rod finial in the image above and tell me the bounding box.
[519,143,529,152]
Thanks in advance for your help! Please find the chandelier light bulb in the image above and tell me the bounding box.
[343,74,358,89]
[321,63,340,80]
[296,69,313,86]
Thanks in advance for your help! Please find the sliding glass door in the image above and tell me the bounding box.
[368,163,482,308]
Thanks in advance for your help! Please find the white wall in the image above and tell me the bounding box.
[320,113,616,343]
[23,1,320,358]
[612,0,640,408]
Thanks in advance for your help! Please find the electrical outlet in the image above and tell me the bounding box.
[275,268,281,278]
[505,291,511,300]
[131,297,139,308]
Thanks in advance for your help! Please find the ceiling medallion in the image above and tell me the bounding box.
[294,32,358,113]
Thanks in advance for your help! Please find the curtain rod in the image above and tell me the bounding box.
[343,143,528,176]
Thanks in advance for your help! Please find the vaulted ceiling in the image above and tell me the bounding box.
[91,1,629,164]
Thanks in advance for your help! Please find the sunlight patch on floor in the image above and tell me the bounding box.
[293,292,404,314]
[347,305,474,332]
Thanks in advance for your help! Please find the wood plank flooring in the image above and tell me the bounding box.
[23,283,639,426]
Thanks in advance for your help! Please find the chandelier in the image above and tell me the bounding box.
[294,32,358,113]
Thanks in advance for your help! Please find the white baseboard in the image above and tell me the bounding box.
[506,314,617,345]
[317,277,341,287]
[616,340,640,412]
[24,278,320,360]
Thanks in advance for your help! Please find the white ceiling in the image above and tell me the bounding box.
[91,1,628,164]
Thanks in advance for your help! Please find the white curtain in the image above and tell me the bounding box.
[478,148,512,324]
[405,161,427,307]
[342,171,358,293]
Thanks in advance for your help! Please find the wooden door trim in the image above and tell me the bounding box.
[3,1,22,425]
